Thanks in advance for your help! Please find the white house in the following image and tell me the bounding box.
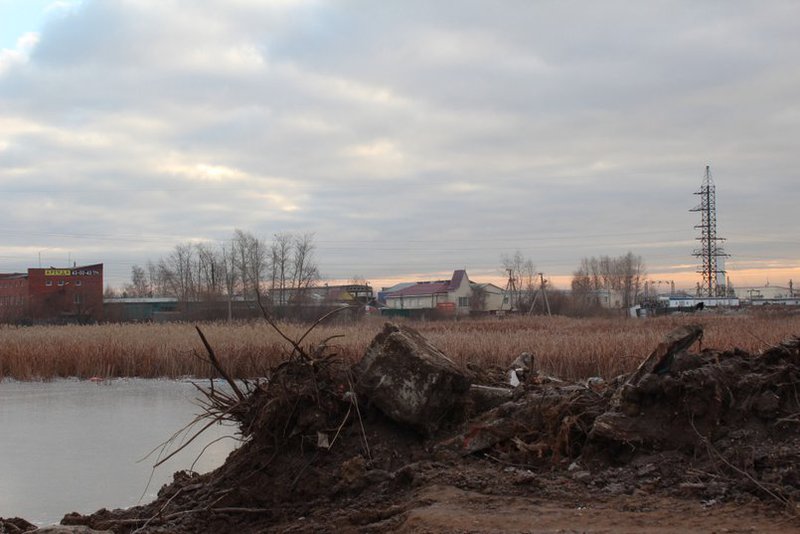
[471,282,507,311]
[383,270,504,315]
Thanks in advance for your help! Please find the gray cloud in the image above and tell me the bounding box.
[1,0,799,288]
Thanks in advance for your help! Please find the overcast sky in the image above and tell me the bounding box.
[1,0,798,290]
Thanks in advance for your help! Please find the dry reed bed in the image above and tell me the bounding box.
[1,312,798,381]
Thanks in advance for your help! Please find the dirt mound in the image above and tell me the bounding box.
[0,517,36,533]
[584,333,800,506]
[56,323,800,532]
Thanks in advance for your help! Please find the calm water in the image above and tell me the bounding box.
[0,379,238,526]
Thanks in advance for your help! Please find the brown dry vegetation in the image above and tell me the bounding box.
[1,310,798,381]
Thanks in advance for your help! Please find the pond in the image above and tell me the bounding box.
[0,379,239,526]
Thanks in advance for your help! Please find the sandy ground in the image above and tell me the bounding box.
[396,485,797,534]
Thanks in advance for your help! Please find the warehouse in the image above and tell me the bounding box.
[0,264,104,323]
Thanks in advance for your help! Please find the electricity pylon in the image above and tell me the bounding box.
[690,165,729,297]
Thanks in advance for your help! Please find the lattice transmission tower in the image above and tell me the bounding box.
[690,165,729,297]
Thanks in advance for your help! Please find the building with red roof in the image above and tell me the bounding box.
[382,269,504,317]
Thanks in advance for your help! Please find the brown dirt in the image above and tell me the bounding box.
[39,324,800,533]
[396,485,797,534]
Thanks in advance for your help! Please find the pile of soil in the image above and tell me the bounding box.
[0,517,36,533]
[33,323,800,532]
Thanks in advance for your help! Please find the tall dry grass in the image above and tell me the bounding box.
[1,311,798,381]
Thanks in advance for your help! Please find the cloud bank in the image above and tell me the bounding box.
[1,0,798,288]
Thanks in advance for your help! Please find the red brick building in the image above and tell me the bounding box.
[0,273,28,322]
[0,263,104,323]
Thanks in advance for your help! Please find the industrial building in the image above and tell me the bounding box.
[658,295,740,309]
[736,282,798,305]
[103,297,179,322]
[0,264,104,323]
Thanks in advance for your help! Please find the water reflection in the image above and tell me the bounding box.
[0,379,238,526]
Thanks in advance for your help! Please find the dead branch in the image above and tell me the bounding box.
[254,288,307,359]
[295,305,356,347]
[154,411,237,468]
[347,369,371,461]
[196,326,245,403]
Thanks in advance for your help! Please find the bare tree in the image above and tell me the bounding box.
[571,252,646,308]
[260,232,321,310]
[145,260,166,296]
[270,233,292,305]
[618,251,646,308]
[501,251,536,311]
[163,243,196,301]
[128,230,322,319]
[290,233,319,300]
[220,240,238,322]
[232,229,268,301]
[194,243,223,300]
[126,265,150,297]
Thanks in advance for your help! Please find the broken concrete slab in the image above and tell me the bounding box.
[353,322,471,434]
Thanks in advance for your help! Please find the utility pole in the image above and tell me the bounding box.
[501,268,517,311]
[527,272,552,316]
[539,272,551,316]
[690,165,729,297]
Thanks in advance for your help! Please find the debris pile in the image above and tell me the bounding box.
[38,322,800,532]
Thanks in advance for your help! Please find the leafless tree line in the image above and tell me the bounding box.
[571,251,646,308]
[122,230,320,307]
[498,250,647,315]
